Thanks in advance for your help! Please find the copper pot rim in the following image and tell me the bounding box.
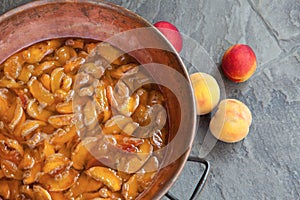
[0,1,197,199]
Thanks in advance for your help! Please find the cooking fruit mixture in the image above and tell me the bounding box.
[0,39,169,200]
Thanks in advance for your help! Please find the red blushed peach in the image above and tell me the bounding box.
[154,21,183,53]
[209,99,252,143]
[190,72,220,115]
[221,44,257,82]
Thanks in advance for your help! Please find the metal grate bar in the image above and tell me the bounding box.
[164,157,210,200]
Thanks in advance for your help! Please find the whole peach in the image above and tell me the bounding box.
[154,21,183,53]
[221,44,256,82]
[190,72,220,115]
[209,99,252,143]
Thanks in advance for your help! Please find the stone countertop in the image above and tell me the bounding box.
[1,0,300,199]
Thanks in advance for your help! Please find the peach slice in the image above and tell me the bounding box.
[209,99,252,143]
[122,174,139,200]
[39,169,79,192]
[3,53,25,79]
[18,64,34,83]
[71,137,98,170]
[66,173,103,198]
[26,99,53,122]
[40,74,51,91]
[61,75,73,91]
[55,46,77,65]
[48,114,75,128]
[23,162,42,185]
[0,137,24,163]
[136,156,159,191]
[8,97,24,131]
[98,187,112,198]
[122,122,139,136]
[51,67,65,93]
[115,138,153,174]
[63,57,85,73]
[0,180,10,199]
[20,185,35,199]
[85,167,122,192]
[78,192,101,199]
[5,180,21,199]
[1,160,23,180]
[138,139,153,159]
[131,105,151,126]
[0,76,23,89]
[20,120,47,138]
[33,61,61,77]
[96,42,124,65]
[50,126,77,146]
[50,192,66,200]
[56,101,73,114]
[13,108,26,138]
[83,100,98,129]
[85,43,97,54]
[33,185,52,200]
[22,40,62,64]
[0,88,16,122]
[118,94,140,117]
[65,39,85,49]
[110,63,138,79]
[42,141,56,157]
[28,76,55,106]
[19,150,35,170]
[102,115,132,135]
[43,153,72,175]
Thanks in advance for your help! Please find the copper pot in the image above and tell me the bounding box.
[0,1,209,199]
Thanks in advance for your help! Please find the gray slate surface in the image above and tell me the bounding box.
[1,0,300,199]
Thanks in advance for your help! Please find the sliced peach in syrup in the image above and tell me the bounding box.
[33,185,52,200]
[85,166,122,192]
[39,169,79,192]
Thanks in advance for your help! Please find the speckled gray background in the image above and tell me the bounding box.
[1,0,300,199]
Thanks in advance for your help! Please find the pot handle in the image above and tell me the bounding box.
[165,157,210,200]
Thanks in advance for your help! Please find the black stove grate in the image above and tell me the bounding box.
[164,157,210,200]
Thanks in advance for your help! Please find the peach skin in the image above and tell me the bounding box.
[154,21,183,53]
[209,99,252,143]
[221,44,257,82]
[190,72,220,115]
